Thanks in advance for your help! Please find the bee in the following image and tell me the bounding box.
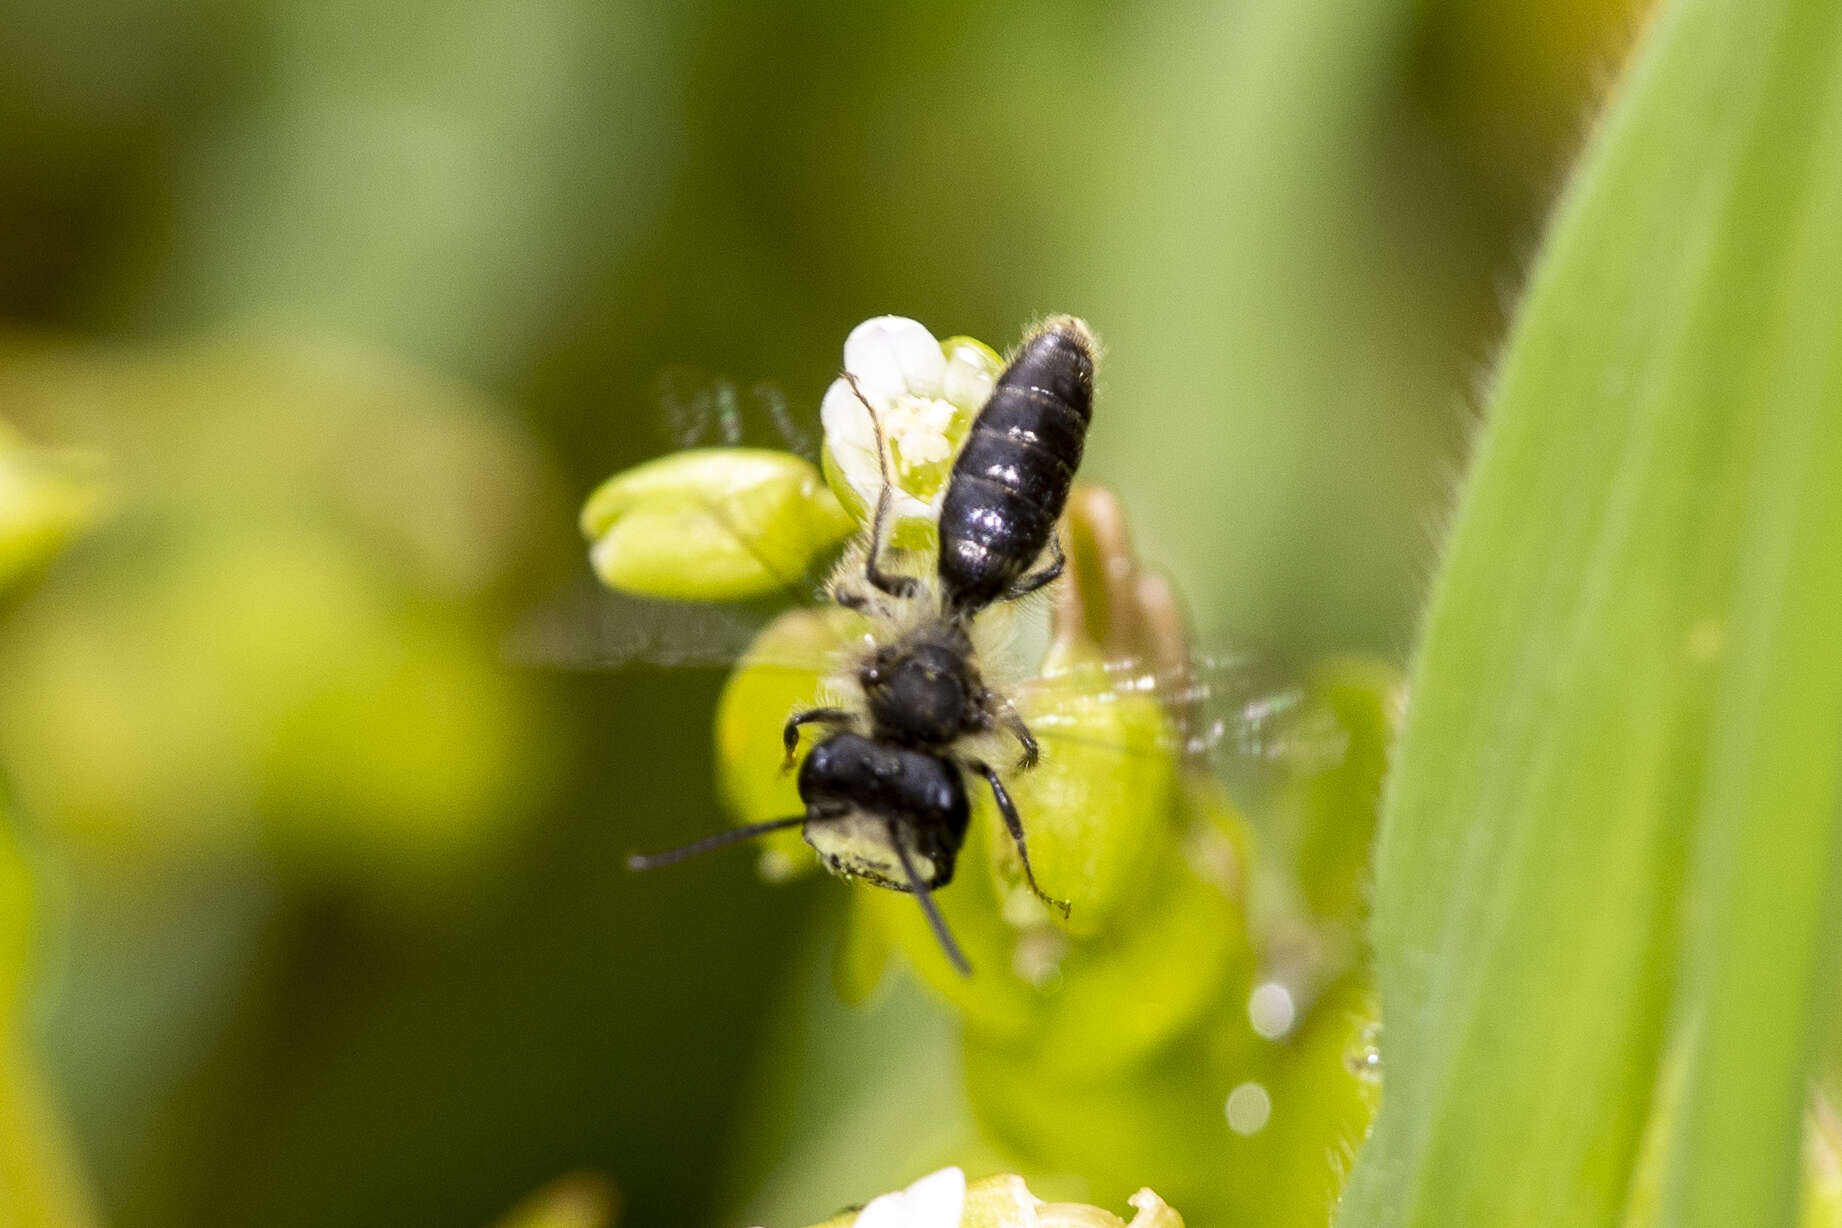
[627,317,1098,974]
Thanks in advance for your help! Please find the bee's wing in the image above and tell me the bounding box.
[526,375,858,672]
[655,366,742,452]
[652,367,817,460]
[1012,651,1350,777]
[503,582,847,675]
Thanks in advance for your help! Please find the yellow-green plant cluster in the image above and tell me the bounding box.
[580,318,1397,1224]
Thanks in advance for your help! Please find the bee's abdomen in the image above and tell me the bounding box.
[938,317,1095,613]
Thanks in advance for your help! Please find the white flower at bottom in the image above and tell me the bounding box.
[852,1166,967,1228]
[820,317,1001,541]
[781,1170,1186,1228]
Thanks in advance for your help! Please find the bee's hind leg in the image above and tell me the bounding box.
[964,758,1070,919]
[863,481,920,599]
[1001,533,1065,602]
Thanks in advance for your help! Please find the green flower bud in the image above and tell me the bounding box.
[1215,981,1382,1224]
[580,448,853,601]
[860,781,1252,1079]
[963,978,1379,1227]
[847,664,1200,1040]
[1000,644,1180,938]
[978,826,1253,1074]
[715,605,866,880]
[1281,656,1408,932]
[856,839,1039,1034]
[845,492,1259,1074]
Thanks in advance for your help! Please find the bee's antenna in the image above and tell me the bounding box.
[627,815,808,871]
[842,371,895,496]
[889,821,972,976]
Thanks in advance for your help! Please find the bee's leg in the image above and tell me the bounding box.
[964,759,1071,919]
[889,819,972,976]
[862,472,920,599]
[985,692,1039,771]
[1001,533,1065,601]
[842,371,921,600]
[782,707,853,770]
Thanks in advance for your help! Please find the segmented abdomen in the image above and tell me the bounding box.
[937,317,1095,613]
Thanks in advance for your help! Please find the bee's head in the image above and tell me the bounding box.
[860,638,973,745]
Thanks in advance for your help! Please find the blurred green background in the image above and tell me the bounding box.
[0,1,1646,1224]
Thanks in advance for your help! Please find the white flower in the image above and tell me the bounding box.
[852,1166,966,1228]
[820,317,1001,539]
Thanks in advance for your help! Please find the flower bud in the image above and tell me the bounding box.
[997,645,1179,939]
[581,448,853,601]
[1282,656,1408,932]
[714,605,866,879]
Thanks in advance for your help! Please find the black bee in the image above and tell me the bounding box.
[628,317,1098,974]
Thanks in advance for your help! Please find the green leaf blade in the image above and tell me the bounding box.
[1339,2,1842,1226]
[1653,16,1842,1223]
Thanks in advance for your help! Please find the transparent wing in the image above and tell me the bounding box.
[509,585,1348,775]
[1015,651,1351,778]
[653,367,817,460]
[504,581,855,675]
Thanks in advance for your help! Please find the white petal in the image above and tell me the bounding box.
[844,316,946,401]
[942,339,998,411]
[821,376,882,507]
[895,487,938,520]
[821,376,878,456]
[854,1167,967,1228]
[821,378,941,525]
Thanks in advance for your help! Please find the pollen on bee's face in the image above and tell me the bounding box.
[805,812,937,885]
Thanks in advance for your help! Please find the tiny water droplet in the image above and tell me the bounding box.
[1346,1020,1383,1081]
[1225,1081,1272,1135]
[1248,981,1297,1040]
[1013,928,1067,991]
